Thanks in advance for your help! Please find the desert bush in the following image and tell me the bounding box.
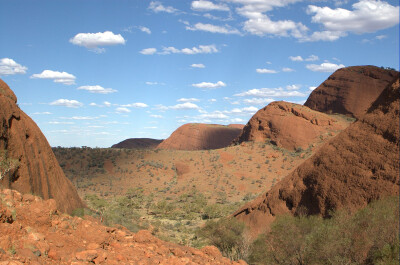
[198,217,250,261]
[248,196,399,265]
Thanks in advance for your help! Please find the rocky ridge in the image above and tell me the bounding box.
[0,79,84,213]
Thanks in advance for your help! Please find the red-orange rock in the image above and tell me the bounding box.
[233,101,345,150]
[158,123,244,150]
[305,65,398,118]
[234,78,400,236]
[0,79,84,214]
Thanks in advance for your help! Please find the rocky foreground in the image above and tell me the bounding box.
[0,189,246,265]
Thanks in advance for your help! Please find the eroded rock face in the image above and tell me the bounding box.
[0,189,245,264]
[0,79,84,213]
[234,78,400,236]
[111,138,163,149]
[304,65,398,118]
[233,101,346,151]
[158,123,243,150]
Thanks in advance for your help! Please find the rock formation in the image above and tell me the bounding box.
[0,79,84,213]
[111,138,163,149]
[304,65,398,118]
[158,123,243,150]
[0,189,245,264]
[234,78,400,236]
[233,101,346,150]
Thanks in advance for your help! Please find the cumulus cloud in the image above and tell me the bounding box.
[49,121,74,125]
[305,55,319,61]
[121,103,148,108]
[282,67,295,72]
[186,23,241,34]
[309,86,317,91]
[0,58,27,75]
[308,0,399,34]
[289,55,303,61]
[77,85,117,94]
[69,31,126,53]
[192,81,226,89]
[199,112,229,119]
[171,102,200,110]
[177,98,200,102]
[116,107,131,114]
[160,44,219,55]
[138,26,151,34]
[191,63,205,68]
[150,114,163,118]
[49,99,83,108]
[31,112,52,115]
[145,81,165,85]
[31,70,76,85]
[191,1,230,12]
[60,116,98,120]
[149,1,178,13]
[140,48,157,55]
[306,62,345,72]
[235,87,306,97]
[286,84,301,90]
[256,68,278,74]
[301,30,348,42]
[243,98,274,105]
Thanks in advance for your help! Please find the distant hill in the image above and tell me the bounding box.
[305,65,398,118]
[0,79,84,213]
[111,138,163,149]
[232,101,347,151]
[157,123,244,150]
[234,77,400,236]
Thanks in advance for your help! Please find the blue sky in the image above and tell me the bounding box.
[0,0,398,147]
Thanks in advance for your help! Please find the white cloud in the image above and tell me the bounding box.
[376,34,387,40]
[186,23,241,34]
[308,0,399,34]
[191,63,205,68]
[306,62,345,72]
[192,81,226,89]
[77,85,117,94]
[301,30,347,42]
[309,86,317,91]
[139,26,151,34]
[121,103,148,108]
[171,102,200,110]
[161,44,219,55]
[31,70,76,85]
[140,48,157,55]
[282,67,295,72]
[49,99,83,108]
[243,98,274,105]
[31,112,52,115]
[149,1,178,13]
[209,98,217,102]
[104,101,112,107]
[286,84,301,90]
[231,118,244,123]
[305,55,319,61]
[60,116,98,120]
[0,58,27,75]
[235,87,306,97]
[289,55,303,61]
[69,31,126,52]
[145,81,165,85]
[49,121,74,125]
[243,14,308,38]
[177,98,200,102]
[256,68,278,74]
[150,114,163,118]
[199,112,229,119]
[191,1,230,12]
[116,107,131,114]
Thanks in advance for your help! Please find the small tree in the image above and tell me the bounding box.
[0,150,19,180]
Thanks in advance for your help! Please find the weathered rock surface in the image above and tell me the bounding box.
[0,79,84,213]
[111,138,163,149]
[234,78,400,236]
[158,123,243,150]
[233,101,346,150]
[0,189,245,264]
[304,65,398,118]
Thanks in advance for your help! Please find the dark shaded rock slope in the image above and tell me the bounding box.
[0,79,84,213]
[111,138,163,149]
[234,78,400,235]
